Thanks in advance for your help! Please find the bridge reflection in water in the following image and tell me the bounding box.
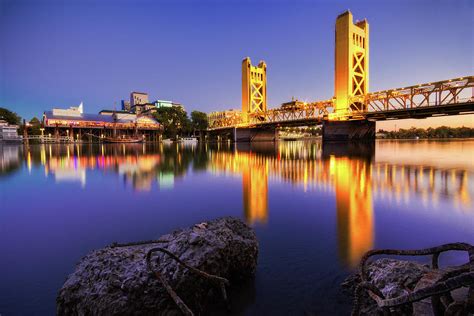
[210,142,376,267]
[208,141,471,267]
[2,141,472,267]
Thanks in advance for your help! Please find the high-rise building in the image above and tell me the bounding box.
[130,92,149,107]
[121,100,131,112]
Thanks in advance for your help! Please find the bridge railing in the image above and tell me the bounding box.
[208,100,333,129]
[248,100,332,125]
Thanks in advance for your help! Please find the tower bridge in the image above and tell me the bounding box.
[208,11,474,142]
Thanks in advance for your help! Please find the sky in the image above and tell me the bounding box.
[1,0,473,130]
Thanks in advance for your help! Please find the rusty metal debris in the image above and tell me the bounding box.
[352,242,474,315]
[145,247,230,316]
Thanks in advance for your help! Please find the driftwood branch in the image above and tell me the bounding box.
[109,240,168,248]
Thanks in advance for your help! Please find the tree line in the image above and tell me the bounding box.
[378,126,474,139]
[152,107,208,139]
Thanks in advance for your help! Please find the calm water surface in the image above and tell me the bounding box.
[1,140,473,315]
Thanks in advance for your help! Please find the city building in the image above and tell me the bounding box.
[154,100,173,108]
[130,92,149,107]
[99,110,137,120]
[43,103,162,142]
[131,101,185,116]
[121,100,131,112]
[0,119,21,143]
[154,100,184,110]
[124,92,185,116]
[130,103,157,115]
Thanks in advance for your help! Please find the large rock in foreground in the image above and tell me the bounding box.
[57,217,258,315]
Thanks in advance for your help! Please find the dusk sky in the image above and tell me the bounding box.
[1,0,473,129]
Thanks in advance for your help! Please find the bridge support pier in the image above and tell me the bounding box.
[233,127,277,142]
[322,120,375,141]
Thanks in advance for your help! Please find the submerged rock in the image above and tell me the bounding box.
[57,217,258,315]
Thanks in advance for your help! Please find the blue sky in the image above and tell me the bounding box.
[1,0,473,127]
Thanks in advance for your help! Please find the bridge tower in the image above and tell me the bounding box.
[242,57,267,123]
[334,10,369,115]
[324,11,374,141]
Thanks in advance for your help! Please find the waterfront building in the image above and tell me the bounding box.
[0,119,22,143]
[130,92,149,107]
[43,104,162,142]
[51,102,84,117]
[99,110,137,120]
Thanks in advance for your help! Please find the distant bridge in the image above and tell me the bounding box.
[207,11,474,141]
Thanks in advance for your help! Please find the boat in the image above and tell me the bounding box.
[0,120,22,143]
[103,136,144,143]
[102,107,145,143]
[179,137,198,143]
[279,134,304,141]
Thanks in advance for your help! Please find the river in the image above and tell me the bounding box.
[0,140,473,315]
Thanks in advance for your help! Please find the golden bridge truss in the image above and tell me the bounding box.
[208,76,473,130]
[351,76,473,113]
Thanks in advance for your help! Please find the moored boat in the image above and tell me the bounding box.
[179,137,198,143]
[103,136,144,143]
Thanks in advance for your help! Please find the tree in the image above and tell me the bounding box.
[382,126,474,139]
[0,107,21,125]
[190,111,208,135]
[28,117,42,136]
[29,117,41,126]
[152,106,191,139]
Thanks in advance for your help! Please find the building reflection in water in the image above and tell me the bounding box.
[2,140,473,267]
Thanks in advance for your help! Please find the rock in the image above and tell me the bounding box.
[57,217,259,315]
[343,258,431,315]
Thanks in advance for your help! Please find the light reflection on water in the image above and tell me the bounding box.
[0,140,473,315]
